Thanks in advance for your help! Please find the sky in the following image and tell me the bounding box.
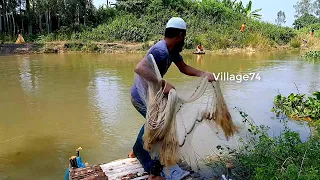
[241,0,296,27]
[93,0,297,27]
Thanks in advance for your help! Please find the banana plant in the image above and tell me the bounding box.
[221,0,262,19]
[243,0,262,20]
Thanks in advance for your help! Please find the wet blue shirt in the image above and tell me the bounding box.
[131,40,183,105]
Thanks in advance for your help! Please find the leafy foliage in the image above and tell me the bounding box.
[293,13,320,29]
[304,50,320,58]
[314,0,320,18]
[221,0,262,20]
[206,109,320,179]
[276,10,286,26]
[294,0,314,18]
[1,0,300,50]
[65,0,296,50]
[290,37,302,48]
[298,23,320,37]
[271,91,320,122]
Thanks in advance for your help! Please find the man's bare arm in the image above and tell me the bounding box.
[134,57,161,84]
[175,61,204,77]
[175,60,216,82]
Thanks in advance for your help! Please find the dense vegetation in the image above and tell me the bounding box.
[271,91,320,123]
[3,0,320,51]
[0,0,298,51]
[206,108,320,179]
[302,50,320,61]
[71,0,298,50]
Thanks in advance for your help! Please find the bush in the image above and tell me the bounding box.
[271,91,320,122]
[299,23,320,38]
[17,0,299,50]
[302,51,320,62]
[293,14,320,30]
[205,108,320,180]
[290,37,302,48]
[72,14,150,42]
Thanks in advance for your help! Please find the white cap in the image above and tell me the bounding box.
[166,17,186,30]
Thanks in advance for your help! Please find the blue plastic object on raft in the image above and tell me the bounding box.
[64,156,86,180]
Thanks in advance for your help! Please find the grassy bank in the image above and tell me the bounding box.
[1,0,309,54]
[3,0,320,54]
[206,108,320,179]
[205,89,320,179]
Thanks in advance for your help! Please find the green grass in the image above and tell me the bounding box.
[1,0,299,52]
[66,13,296,51]
[290,37,302,48]
[299,23,320,38]
[303,51,320,59]
[205,108,320,179]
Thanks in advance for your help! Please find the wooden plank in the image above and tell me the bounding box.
[68,158,204,180]
[100,158,142,170]
[69,165,108,180]
[99,158,204,180]
[100,158,140,169]
[100,158,148,180]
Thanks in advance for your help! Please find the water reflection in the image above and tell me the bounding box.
[196,54,203,64]
[18,57,39,96]
[87,62,145,163]
[90,70,121,125]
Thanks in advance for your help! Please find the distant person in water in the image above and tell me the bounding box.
[196,43,204,52]
[15,30,25,44]
[240,23,246,32]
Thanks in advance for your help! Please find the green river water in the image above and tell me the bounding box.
[0,51,319,179]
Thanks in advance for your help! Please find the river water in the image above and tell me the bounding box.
[0,51,319,179]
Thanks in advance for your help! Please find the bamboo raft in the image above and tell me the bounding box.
[68,157,204,180]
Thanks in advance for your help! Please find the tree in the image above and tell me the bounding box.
[294,0,314,18]
[221,0,262,19]
[26,0,31,34]
[116,0,150,15]
[293,13,319,29]
[313,0,320,18]
[275,10,286,26]
[243,0,262,20]
[0,0,98,37]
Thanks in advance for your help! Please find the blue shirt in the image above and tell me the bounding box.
[131,40,183,104]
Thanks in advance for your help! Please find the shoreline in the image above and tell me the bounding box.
[0,41,310,55]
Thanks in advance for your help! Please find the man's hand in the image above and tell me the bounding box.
[203,71,216,82]
[161,80,175,95]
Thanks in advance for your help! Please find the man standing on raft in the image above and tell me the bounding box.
[130,17,215,180]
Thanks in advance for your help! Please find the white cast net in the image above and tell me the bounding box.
[134,54,239,171]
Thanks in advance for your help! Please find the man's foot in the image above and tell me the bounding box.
[161,164,190,180]
[128,149,135,158]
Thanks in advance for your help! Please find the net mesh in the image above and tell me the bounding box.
[135,54,239,170]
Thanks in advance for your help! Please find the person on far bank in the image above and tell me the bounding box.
[240,23,246,32]
[15,30,25,44]
[129,17,215,180]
